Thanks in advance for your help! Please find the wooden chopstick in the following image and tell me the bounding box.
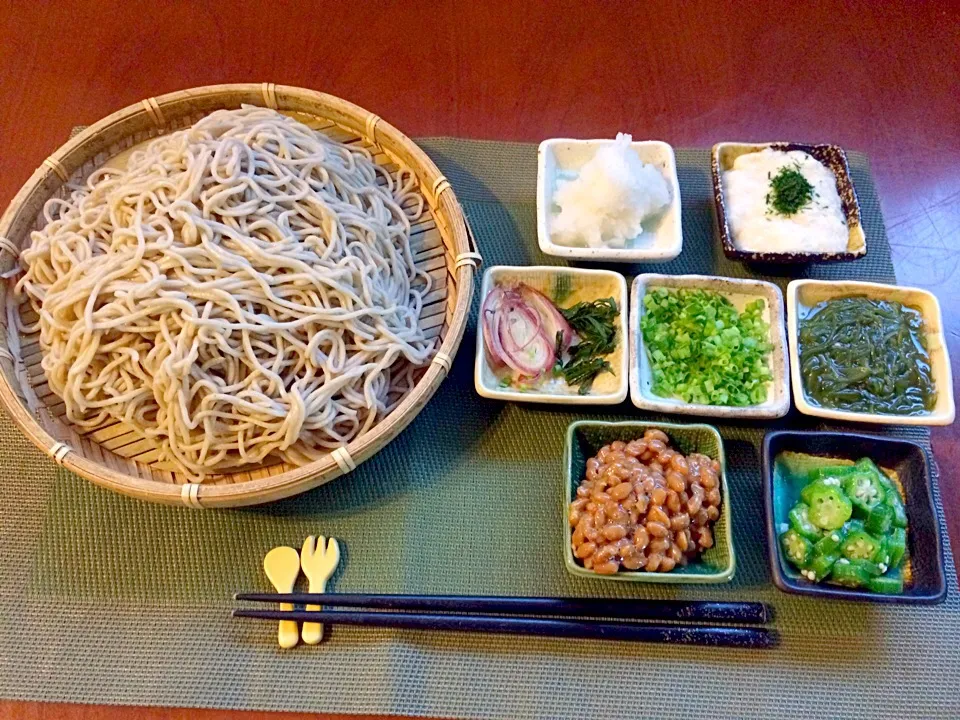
[234,592,772,624]
[232,608,778,648]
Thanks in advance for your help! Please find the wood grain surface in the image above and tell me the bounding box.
[0,1,957,718]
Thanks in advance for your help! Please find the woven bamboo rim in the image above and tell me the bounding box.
[0,83,478,507]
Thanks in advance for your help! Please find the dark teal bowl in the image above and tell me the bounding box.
[762,430,946,604]
[564,420,735,583]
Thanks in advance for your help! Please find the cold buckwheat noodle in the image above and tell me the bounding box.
[14,106,434,478]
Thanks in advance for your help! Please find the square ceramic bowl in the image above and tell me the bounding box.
[537,138,682,262]
[564,420,735,583]
[787,279,955,425]
[629,274,790,419]
[711,141,866,263]
[474,265,629,404]
[763,430,946,604]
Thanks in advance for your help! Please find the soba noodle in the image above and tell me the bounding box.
[14,106,434,478]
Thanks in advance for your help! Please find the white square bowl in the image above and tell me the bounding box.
[629,274,790,419]
[474,265,629,404]
[787,279,955,425]
[537,138,682,262]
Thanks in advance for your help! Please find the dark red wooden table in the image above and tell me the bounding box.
[0,1,957,718]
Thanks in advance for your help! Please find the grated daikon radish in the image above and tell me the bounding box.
[551,133,670,249]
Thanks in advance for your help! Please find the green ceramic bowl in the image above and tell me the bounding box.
[563,420,736,583]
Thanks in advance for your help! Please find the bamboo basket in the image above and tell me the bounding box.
[0,83,478,508]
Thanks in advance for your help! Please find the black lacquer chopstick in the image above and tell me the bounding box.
[233,608,777,648]
[234,593,771,624]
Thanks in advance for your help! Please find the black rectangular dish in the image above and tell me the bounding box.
[711,142,867,263]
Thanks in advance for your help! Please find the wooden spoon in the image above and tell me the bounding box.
[263,546,301,649]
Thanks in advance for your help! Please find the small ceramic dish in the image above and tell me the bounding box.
[711,141,866,263]
[537,138,682,262]
[763,430,946,604]
[787,279,955,425]
[474,265,629,404]
[629,274,790,419]
[563,420,735,583]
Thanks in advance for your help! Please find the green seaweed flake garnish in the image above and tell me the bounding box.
[766,163,815,216]
[640,287,773,406]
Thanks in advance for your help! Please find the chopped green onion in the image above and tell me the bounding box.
[640,287,772,407]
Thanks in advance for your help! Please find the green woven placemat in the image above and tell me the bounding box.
[0,140,957,719]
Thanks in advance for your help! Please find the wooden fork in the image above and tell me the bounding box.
[299,535,341,644]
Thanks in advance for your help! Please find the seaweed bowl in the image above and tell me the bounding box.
[787,279,955,426]
[563,420,735,584]
[763,430,946,604]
